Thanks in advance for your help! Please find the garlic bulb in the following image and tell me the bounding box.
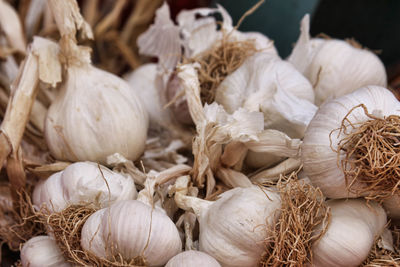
[166,250,221,267]
[214,51,315,168]
[215,52,316,139]
[175,183,280,267]
[81,200,182,266]
[302,86,400,199]
[216,53,314,111]
[33,161,137,212]
[45,61,148,164]
[312,199,387,267]
[125,63,168,128]
[21,236,70,267]
[288,15,387,106]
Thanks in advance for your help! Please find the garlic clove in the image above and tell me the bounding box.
[81,200,182,266]
[302,86,400,199]
[33,162,137,213]
[21,235,70,267]
[311,199,387,267]
[165,250,221,267]
[45,64,149,164]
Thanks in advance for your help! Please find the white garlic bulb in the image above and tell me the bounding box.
[81,200,182,266]
[165,250,221,267]
[45,63,148,164]
[175,185,281,267]
[125,63,169,128]
[288,15,387,106]
[312,199,387,267]
[33,161,137,212]
[21,236,70,267]
[215,52,315,118]
[302,86,400,199]
[214,52,315,168]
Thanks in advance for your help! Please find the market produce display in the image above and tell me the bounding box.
[0,0,399,266]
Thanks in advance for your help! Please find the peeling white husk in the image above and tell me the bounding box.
[311,199,387,267]
[45,62,149,164]
[212,51,315,169]
[21,236,70,267]
[33,161,137,213]
[175,179,281,267]
[166,250,221,267]
[288,14,387,106]
[137,3,279,129]
[301,86,400,199]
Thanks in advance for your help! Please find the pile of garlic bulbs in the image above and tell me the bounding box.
[1,0,400,266]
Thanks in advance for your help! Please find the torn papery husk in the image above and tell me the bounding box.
[177,63,303,196]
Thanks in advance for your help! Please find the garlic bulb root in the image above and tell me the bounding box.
[35,204,97,265]
[260,174,330,266]
[188,36,259,105]
[334,103,400,199]
[302,86,400,199]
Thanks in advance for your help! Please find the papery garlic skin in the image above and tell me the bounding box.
[214,52,315,168]
[312,199,387,267]
[81,200,182,266]
[301,86,400,199]
[21,236,70,267]
[45,64,148,164]
[165,250,221,267]
[33,162,137,212]
[289,15,386,106]
[177,186,280,267]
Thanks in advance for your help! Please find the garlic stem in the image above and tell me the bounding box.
[175,191,212,218]
[48,0,93,40]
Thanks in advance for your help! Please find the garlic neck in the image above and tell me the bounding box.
[175,193,212,218]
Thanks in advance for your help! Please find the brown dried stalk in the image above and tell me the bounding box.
[0,48,40,197]
[335,104,400,200]
[260,173,331,266]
